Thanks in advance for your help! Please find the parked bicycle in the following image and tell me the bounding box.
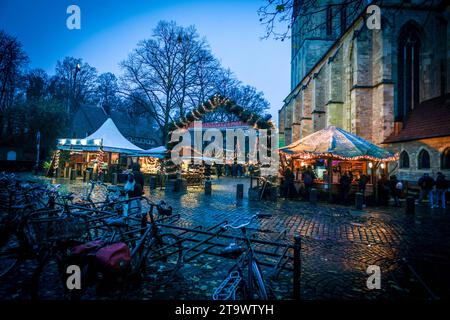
[212,213,273,300]
[31,197,183,299]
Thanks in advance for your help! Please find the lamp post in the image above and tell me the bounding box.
[68,63,81,115]
[34,130,40,175]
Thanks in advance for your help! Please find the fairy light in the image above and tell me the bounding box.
[53,150,61,177]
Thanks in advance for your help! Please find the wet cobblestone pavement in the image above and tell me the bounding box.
[1,176,450,300]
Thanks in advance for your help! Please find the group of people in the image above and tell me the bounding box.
[281,165,449,209]
[281,166,316,199]
[339,171,369,205]
[417,172,448,209]
[378,172,448,209]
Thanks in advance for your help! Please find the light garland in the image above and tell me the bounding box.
[96,149,105,175]
[140,157,161,174]
[52,150,61,177]
[164,93,274,175]
[281,151,399,162]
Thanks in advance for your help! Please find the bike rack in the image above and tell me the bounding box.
[152,220,302,299]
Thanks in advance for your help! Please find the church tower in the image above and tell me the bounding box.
[290,0,361,90]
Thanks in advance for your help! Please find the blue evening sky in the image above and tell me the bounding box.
[0,0,290,121]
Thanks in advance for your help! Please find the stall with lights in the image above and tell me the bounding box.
[279,126,398,201]
[49,118,143,180]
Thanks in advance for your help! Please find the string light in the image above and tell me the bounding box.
[281,151,399,162]
[53,150,61,177]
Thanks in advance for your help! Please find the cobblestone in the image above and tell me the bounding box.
[1,176,449,300]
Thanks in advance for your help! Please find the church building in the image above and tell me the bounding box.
[278,0,450,181]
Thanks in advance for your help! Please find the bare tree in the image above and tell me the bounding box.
[0,30,28,134]
[96,72,119,115]
[25,69,50,102]
[257,0,441,41]
[258,0,369,41]
[120,21,220,143]
[204,68,270,122]
[54,57,97,115]
[121,20,271,141]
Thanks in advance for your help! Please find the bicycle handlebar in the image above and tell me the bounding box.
[223,212,272,230]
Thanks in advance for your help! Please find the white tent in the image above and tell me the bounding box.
[57,118,143,154]
[134,145,167,158]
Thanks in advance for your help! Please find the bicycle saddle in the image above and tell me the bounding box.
[221,243,245,257]
[104,217,128,228]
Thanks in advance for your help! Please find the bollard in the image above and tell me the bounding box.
[205,180,212,195]
[83,170,87,182]
[48,194,55,209]
[293,235,301,300]
[149,176,156,190]
[174,178,184,192]
[173,179,180,192]
[406,196,415,214]
[69,168,76,180]
[112,173,118,185]
[309,188,317,204]
[355,192,364,210]
[236,184,244,200]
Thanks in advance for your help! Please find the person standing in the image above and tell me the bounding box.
[216,164,222,179]
[132,162,145,192]
[283,167,296,199]
[389,175,402,207]
[124,173,143,216]
[339,172,351,205]
[377,174,389,206]
[302,169,314,201]
[435,172,448,209]
[358,174,369,205]
[418,173,435,208]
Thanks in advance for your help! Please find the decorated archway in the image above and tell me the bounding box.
[164,93,273,175]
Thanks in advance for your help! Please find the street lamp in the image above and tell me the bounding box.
[68,63,81,115]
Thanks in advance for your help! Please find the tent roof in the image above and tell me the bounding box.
[280,126,396,161]
[84,118,143,153]
[132,145,167,158]
[145,146,167,154]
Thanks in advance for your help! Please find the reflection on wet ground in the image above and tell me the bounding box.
[1,176,450,300]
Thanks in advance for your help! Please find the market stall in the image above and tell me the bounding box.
[133,146,167,174]
[279,126,398,201]
[50,118,143,180]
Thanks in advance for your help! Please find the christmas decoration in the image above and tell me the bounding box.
[52,150,61,177]
[95,148,105,176]
[164,93,274,175]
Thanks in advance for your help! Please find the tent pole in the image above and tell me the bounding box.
[327,158,332,202]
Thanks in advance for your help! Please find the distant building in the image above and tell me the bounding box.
[278,0,450,181]
[72,105,160,150]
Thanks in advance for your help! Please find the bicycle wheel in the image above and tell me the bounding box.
[142,233,182,285]
[0,231,21,279]
[250,260,268,300]
[31,250,70,300]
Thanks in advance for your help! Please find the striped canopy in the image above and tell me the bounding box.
[279,126,396,161]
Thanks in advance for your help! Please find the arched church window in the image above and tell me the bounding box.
[400,151,410,168]
[418,149,431,169]
[397,22,421,122]
[442,148,450,170]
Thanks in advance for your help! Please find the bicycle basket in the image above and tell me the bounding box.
[28,215,87,243]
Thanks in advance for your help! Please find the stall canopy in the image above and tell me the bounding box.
[57,118,143,154]
[135,146,167,159]
[279,126,396,161]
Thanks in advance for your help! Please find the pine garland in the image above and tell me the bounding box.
[163,93,273,175]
